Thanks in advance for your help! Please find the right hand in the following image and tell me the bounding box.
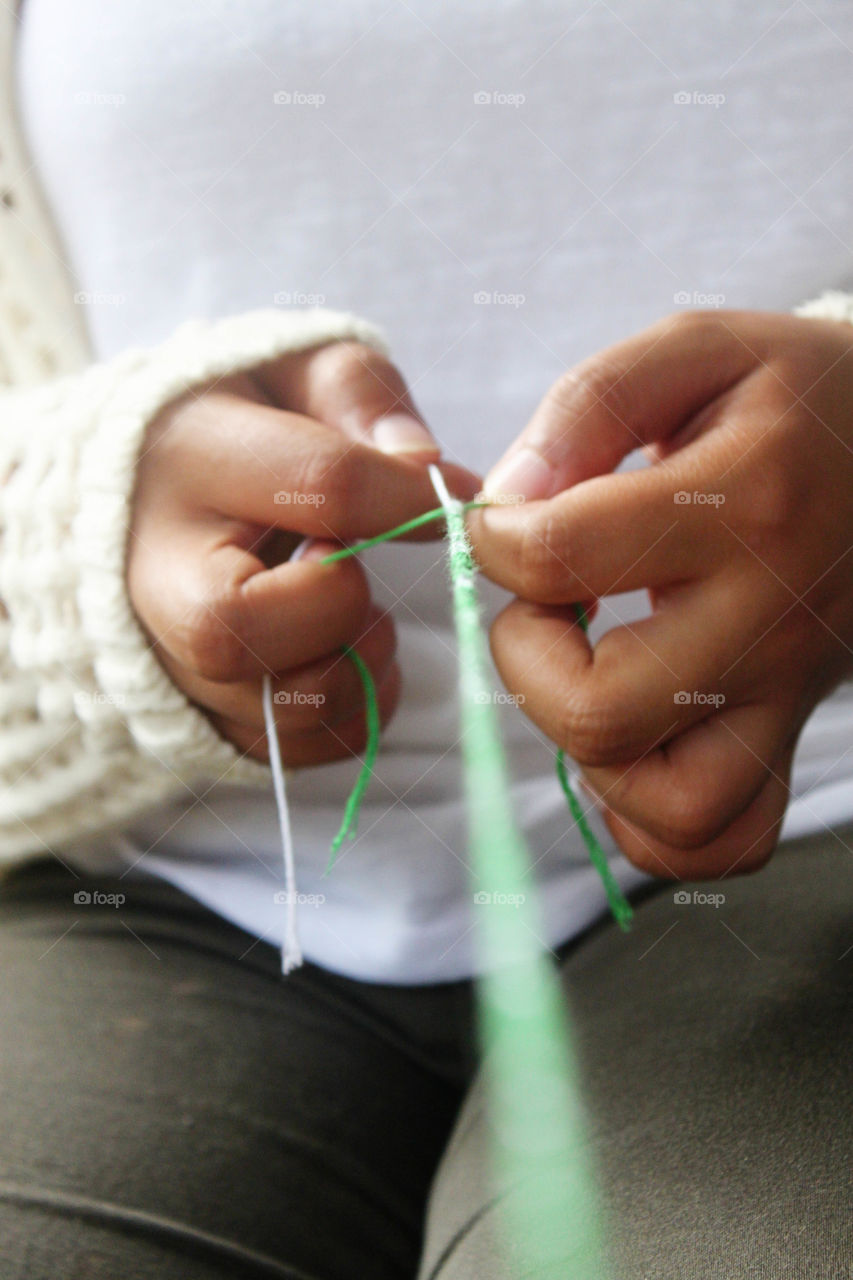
[127,339,479,766]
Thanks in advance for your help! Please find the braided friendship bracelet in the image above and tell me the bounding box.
[321,498,633,933]
[420,462,610,1272]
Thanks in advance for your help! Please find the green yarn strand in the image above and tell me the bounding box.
[430,466,611,1278]
[556,748,633,931]
[557,602,633,931]
[326,644,380,870]
[320,501,488,565]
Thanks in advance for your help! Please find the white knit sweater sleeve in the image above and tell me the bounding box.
[0,306,387,861]
[793,288,853,322]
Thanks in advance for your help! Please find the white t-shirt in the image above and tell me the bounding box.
[16,0,853,981]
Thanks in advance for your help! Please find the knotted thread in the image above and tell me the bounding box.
[318,502,633,929]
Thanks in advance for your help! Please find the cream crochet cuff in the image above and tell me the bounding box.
[0,307,387,859]
[793,288,853,323]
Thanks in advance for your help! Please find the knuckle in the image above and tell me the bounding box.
[340,563,373,630]
[306,448,362,517]
[323,340,393,393]
[736,452,801,551]
[653,787,728,850]
[664,308,722,340]
[547,357,632,433]
[556,693,627,766]
[275,672,329,726]
[177,588,245,682]
[516,512,572,600]
[616,841,672,878]
[320,668,366,727]
[341,342,409,418]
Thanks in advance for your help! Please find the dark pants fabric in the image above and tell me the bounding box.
[419,823,853,1280]
[0,858,479,1280]
[0,823,852,1280]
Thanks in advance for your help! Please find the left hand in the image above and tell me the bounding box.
[468,309,853,879]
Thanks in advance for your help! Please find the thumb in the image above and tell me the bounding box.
[254,338,441,460]
[483,312,755,500]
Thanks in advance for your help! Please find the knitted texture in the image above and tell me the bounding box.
[0,307,388,860]
[793,288,853,324]
[0,8,89,383]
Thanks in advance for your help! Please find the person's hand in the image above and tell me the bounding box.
[128,339,478,765]
[469,309,853,879]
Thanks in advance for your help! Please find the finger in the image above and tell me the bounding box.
[181,393,478,539]
[254,339,440,459]
[596,744,794,880]
[489,583,754,765]
[214,661,402,766]
[579,698,795,851]
[483,310,757,500]
[156,606,396,732]
[469,460,721,601]
[139,530,374,682]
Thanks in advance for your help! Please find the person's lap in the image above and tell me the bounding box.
[419,821,853,1280]
[1,822,851,1280]
[0,858,477,1279]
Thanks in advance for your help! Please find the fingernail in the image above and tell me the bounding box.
[483,446,555,501]
[372,413,438,456]
[289,539,314,563]
[292,539,332,562]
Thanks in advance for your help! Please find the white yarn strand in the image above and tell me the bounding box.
[263,671,302,975]
[428,464,464,522]
[262,537,316,976]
